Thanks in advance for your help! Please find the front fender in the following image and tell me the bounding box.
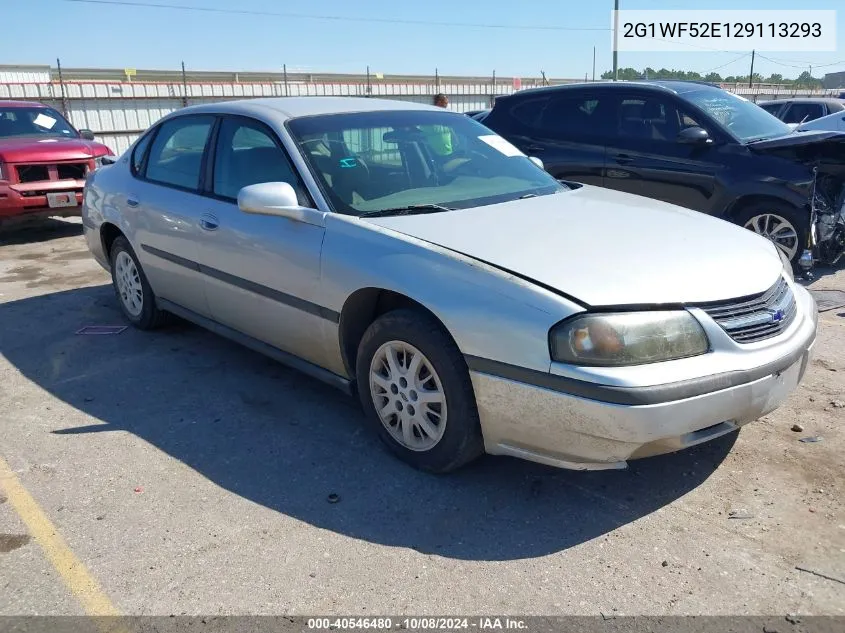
[318,214,585,375]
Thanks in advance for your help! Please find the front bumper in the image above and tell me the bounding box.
[470,286,818,470]
[0,181,85,221]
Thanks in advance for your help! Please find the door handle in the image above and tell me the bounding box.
[199,213,219,231]
[614,154,633,165]
[126,196,139,208]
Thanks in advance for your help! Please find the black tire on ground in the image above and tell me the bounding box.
[733,201,808,265]
[355,308,485,474]
[109,236,168,330]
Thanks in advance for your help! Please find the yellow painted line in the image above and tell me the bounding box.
[0,456,123,622]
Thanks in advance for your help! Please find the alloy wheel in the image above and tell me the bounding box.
[743,213,799,261]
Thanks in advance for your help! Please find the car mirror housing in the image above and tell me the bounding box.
[237,182,324,226]
[79,129,96,141]
[677,126,711,145]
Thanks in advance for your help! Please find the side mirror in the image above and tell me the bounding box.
[79,129,96,141]
[677,126,711,145]
[237,182,323,226]
[528,156,544,170]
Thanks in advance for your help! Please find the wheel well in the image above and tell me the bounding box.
[100,222,124,261]
[725,194,799,223]
[338,289,450,377]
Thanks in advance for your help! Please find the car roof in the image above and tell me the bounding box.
[501,80,723,100]
[0,100,51,108]
[758,98,845,105]
[173,96,443,121]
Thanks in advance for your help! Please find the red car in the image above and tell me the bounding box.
[0,100,114,226]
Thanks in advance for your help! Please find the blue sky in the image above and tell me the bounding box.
[3,0,843,79]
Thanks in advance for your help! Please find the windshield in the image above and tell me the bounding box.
[286,110,563,215]
[0,106,79,140]
[683,89,792,143]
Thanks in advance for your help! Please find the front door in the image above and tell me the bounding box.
[195,115,328,366]
[603,93,721,212]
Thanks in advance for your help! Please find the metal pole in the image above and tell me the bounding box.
[491,69,496,105]
[56,58,68,117]
[613,0,619,81]
[283,64,289,96]
[366,65,371,96]
[748,50,755,88]
[435,67,440,92]
[592,46,596,81]
[181,61,188,107]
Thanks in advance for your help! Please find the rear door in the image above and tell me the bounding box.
[131,114,216,317]
[482,91,609,186]
[603,91,722,212]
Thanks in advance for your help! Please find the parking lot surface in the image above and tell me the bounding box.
[1,218,844,616]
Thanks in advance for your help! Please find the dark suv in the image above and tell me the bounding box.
[478,81,845,266]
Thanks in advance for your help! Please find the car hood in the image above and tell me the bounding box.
[0,137,111,163]
[747,130,845,166]
[364,185,783,307]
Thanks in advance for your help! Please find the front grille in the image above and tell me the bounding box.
[15,162,89,183]
[57,163,87,180]
[16,165,49,183]
[696,277,796,344]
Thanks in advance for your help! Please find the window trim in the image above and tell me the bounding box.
[136,113,218,194]
[130,128,156,177]
[205,114,313,207]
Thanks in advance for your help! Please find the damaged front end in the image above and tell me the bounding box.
[750,131,845,273]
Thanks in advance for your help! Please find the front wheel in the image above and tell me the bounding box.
[734,202,808,265]
[356,309,484,473]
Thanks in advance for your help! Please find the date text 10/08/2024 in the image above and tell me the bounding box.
[307,618,528,630]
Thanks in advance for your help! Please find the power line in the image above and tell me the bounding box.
[702,52,751,74]
[51,0,612,31]
[756,53,845,70]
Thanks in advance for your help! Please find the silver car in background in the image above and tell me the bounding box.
[82,97,817,473]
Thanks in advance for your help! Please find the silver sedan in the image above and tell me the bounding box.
[82,97,817,473]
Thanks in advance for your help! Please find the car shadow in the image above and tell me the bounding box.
[0,284,736,561]
[0,218,83,246]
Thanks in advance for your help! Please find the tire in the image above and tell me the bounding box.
[356,308,484,473]
[733,201,808,265]
[109,236,168,330]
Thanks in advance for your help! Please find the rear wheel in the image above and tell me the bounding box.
[734,202,807,264]
[109,236,167,330]
[356,309,484,473]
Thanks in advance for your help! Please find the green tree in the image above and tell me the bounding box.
[765,73,784,83]
[704,72,723,83]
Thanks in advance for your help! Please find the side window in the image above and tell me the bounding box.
[616,96,683,142]
[783,103,825,124]
[508,96,551,129]
[131,131,153,175]
[145,116,214,190]
[759,103,784,117]
[536,94,609,139]
[212,117,307,203]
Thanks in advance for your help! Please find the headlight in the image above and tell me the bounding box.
[549,311,709,366]
[777,246,794,281]
[0,161,7,181]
